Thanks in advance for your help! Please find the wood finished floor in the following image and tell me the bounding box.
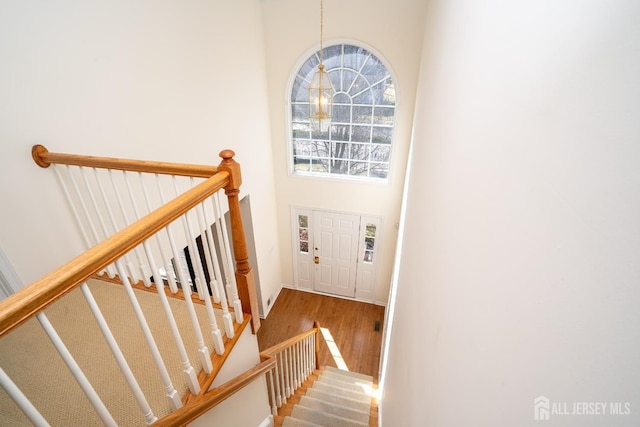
[257,288,385,380]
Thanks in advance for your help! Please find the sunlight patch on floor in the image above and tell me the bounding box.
[320,327,349,371]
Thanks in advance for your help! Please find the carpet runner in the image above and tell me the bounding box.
[282,366,374,427]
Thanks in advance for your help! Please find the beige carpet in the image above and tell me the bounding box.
[0,279,223,426]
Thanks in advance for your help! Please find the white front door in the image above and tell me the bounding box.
[312,211,360,298]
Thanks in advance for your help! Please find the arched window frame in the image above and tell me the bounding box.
[287,42,398,182]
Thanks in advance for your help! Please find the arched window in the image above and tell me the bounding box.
[290,44,396,180]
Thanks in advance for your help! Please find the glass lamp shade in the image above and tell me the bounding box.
[309,64,334,132]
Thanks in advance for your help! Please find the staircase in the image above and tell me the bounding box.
[276,366,377,427]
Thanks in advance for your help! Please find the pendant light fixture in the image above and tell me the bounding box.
[309,0,334,132]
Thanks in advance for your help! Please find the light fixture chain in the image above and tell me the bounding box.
[320,0,324,65]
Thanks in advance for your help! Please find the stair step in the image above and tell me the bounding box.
[311,381,372,403]
[320,369,373,387]
[282,417,323,427]
[323,366,374,383]
[298,395,370,423]
[290,405,368,427]
[316,374,371,393]
[305,388,372,413]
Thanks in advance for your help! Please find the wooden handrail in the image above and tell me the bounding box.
[259,327,320,359]
[0,171,230,337]
[158,324,321,426]
[32,144,218,178]
[154,357,277,427]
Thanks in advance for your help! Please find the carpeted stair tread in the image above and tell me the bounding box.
[311,381,372,403]
[282,417,323,427]
[315,374,371,393]
[322,366,374,383]
[320,370,374,387]
[290,405,368,427]
[298,395,370,423]
[304,388,372,413]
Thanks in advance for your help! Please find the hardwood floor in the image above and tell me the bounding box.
[257,288,385,380]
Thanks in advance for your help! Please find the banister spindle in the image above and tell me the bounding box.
[79,282,158,424]
[139,173,179,293]
[201,192,234,338]
[66,166,116,278]
[294,342,302,388]
[175,178,224,355]
[278,353,287,404]
[273,356,282,408]
[139,236,201,395]
[211,192,243,324]
[114,260,182,410]
[0,367,49,426]
[93,168,141,285]
[267,369,277,415]
[156,175,213,374]
[53,166,92,250]
[108,170,149,286]
[37,312,117,426]
[192,185,221,304]
[122,171,154,286]
[79,167,115,248]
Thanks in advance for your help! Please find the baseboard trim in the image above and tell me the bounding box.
[258,414,274,427]
[260,285,284,319]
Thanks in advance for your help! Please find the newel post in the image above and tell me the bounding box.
[314,321,321,370]
[218,150,261,333]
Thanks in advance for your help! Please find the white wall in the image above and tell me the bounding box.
[261,0,427,305]
[190,325,271,427]
[0,0,282,316]
[381,0,640,426]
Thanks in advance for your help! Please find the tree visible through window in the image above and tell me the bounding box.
[290,44,396,180]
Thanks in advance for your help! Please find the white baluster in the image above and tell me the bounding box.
[267,369,277,415]
[290,344,297,391]
[286,347,294,398]
[273,357,282,408]
[307,335,313,377]
[200,196,234,338]
[114,260,182,410]
[174,177,224,355]
[290,346,297,394]
[297,341,303,388]
[53,165,100,277]
[80,282,157,424]
[193,197,221,303]
[79,167,120,278]
[0,367,49,426]
[64,165,116,278]
[36,312,117,426]
[93,168,141,285]
[156,176,213,374]
[108,170,149,286]
[302,337,309,379]
[278,354,287,405]
[139,173,179,293]
[123,171,154,287]
[211,191,243,323]
[141,237,200,394]
[295,343,302,388]
[307,336,313,377]
[182,211,225,355]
